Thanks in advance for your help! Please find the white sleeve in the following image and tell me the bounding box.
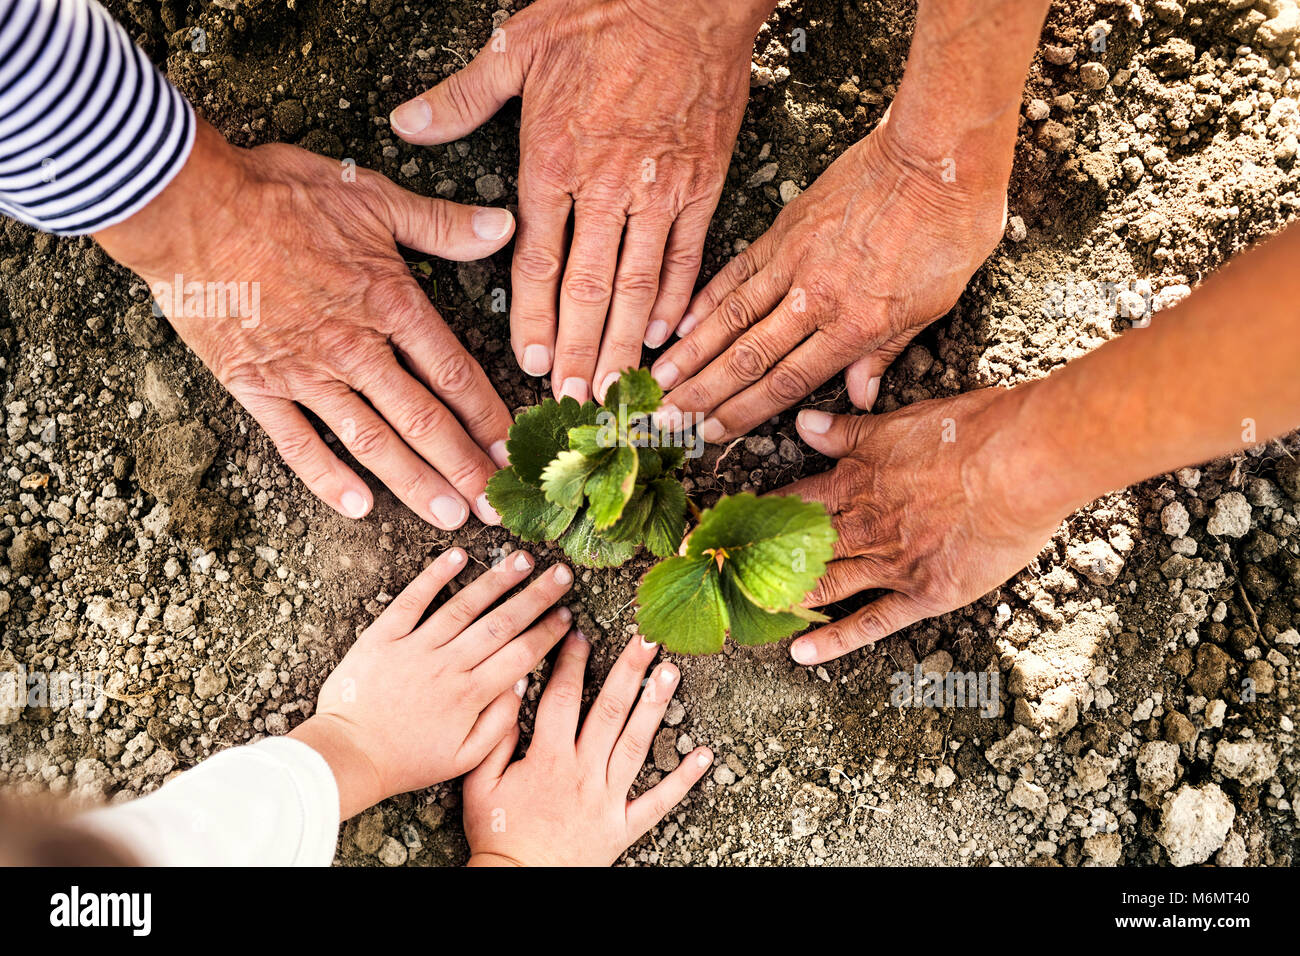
[79,737,341,867]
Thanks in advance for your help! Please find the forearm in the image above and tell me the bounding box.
[1001,226,1300,519]
[289,714,388,822]
[887,0,1052,190]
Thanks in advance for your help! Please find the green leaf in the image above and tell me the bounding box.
[720,570,815,646]
[635,444,663,482]
[603,368,662,417]
[604,487,653,543]
[486,469,577,542]
[584,444,638,530]
[506,396,599,485]
[642,478,687,558]
[560,511,638,568]
[686,494,836,611]
[568,422,616,458]
[656,444,688,473]
[635,556,728,654]
[540,449,601,509]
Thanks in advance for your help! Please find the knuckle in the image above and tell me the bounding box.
[719,294,757,334]
[484,612,517,644]
[594,694,625,726]
[563,269,615,306]
[443,599,478,632]
[662,245,701,278]
[442,454,487,491]
[513,245,563,284]
[431,349,480,397]
[765,362,812,405]
[275,427,322,469]
[558,338,600,365]
[346,418,390,458]
[614,269,659,303]
[723,339,769,383]
[399,398,450,444]
[617,732,649,766]
[546,679,583,710]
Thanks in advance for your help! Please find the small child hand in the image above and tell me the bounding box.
[290,548,573,819]
[463,632,712,866]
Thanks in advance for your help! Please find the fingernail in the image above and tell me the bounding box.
[558,606,572,624]
[554,564,573,585]
[513,677,527,697]
[430,495,468,529]
[340,490,369,519]
[660,666,676,683]
[698,418,725,443]
[791,640,817,665]
[652,360,679,389]
[472,207,513,241]
[641,635,658,650]
[521,344,551,377]
[559,377,589,403]
[696,750,713,768]
[489,440,510,468]
[677,312,699,337]
[476,492,500,525]
[653,403,683,432]
[513,552,533,572]
[597,372,619,403]
[573,629,588,643]
[446,548,465,566]
[798,409,833,435]
[389,98,432,136]
[644,319,670,348]
[865,376,881,411]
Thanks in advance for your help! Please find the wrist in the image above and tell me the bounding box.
[289,714,388,821]
[970,379,1103,537]
[624,0,773,49]
[93,118,248,281]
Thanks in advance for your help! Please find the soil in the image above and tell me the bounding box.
[1,0,1298,866]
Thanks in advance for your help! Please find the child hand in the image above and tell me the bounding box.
[290,548,573,819]
[463,633,713,866]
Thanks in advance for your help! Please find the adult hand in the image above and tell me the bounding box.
[391,0,772,405]
[778,388,1066,666]
[463,633,712,866]
[290,547,575,819]
[651,119,1009,442]
[95,120,516,529]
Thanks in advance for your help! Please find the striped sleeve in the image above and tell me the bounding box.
[0,0,195,235]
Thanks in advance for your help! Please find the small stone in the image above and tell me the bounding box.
[377,835,408,867]
[748,162,778,186]
[1213,740,1278,786]
[1206,492,1251,538]
[1066,538,1124,585]
[475,174,505,202]
[1079,62,1110,89]
[1161,501,1190,537]
[1136,741,1180,807]
[1157,784,1234,866]
[985,725,1040,773]
[193,664,228,700]
[934,765,956,788]
[653,727,680,772]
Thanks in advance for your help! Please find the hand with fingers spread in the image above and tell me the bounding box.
[651,0,1055,442]
[778,220,1300,666]
[651,123,1008,441]
[288,547,575,819]
[776,393,1061,668]
[390,0,775,405]
[463,634,713,866]
[94,120,516,529]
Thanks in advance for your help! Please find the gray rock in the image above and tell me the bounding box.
[1157,784,1234,866]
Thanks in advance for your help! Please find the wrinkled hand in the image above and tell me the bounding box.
[291,547,574,819]
[779,388,1065,665]
[464,633,712,866]
[96,121,516,528]
[652,121,1008,442]
[391,0,766,405]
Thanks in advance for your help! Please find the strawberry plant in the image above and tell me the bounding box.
[486,369,691,567]
[488,368,837,655]
[635,494,837,654]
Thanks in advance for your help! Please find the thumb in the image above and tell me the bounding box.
[796,407,875,459]
[389,41,525,145]
[370,176,516,260]
[844,329,915,409]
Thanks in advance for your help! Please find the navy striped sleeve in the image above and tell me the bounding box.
[0,0,195,235]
